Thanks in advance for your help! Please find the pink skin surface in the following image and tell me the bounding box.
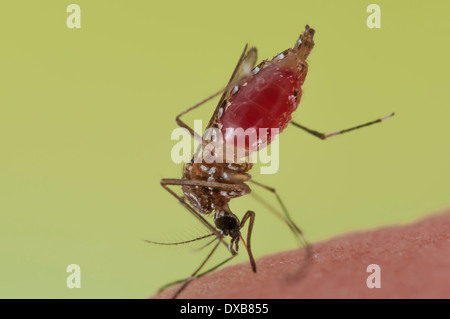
[154,210,450,299]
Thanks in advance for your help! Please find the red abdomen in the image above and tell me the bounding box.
[217,57,306,152]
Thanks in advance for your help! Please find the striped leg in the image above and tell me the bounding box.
[291,112,394,140]
[249,180,313,280]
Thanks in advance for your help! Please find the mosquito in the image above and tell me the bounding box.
[147,25,394,299]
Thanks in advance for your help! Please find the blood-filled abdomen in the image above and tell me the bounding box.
[217,54,306,153]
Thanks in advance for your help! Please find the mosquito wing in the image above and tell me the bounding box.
[206,44,258,129]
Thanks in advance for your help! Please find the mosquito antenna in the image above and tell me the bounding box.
[192,235,220,252]
[144,233,215,246]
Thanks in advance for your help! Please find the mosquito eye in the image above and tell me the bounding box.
[215,215,238,232]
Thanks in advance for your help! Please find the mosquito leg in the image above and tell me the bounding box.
[249,180,298,235]
[160,178,250,251]
[194,255,235,279]
[158,178,255,297]
[175,89,226,145]
[158,253,236,294]
[160,179,222,240]
[161,178,251,194]
[239,210,257,272]
[170,238,224,299]
[164,210,254,298]
[175,44,255,144]
[249,180,313,280]
[290,112,394,140]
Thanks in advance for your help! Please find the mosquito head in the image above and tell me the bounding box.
[214,209,240,239]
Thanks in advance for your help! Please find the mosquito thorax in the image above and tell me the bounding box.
[214,209,240,238]
[181,162,252,215]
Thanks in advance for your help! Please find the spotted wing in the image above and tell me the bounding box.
[206,44,258,129]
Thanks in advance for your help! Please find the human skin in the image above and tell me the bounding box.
[154,210,450,299]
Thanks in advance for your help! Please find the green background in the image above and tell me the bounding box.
[0,1,449,298]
